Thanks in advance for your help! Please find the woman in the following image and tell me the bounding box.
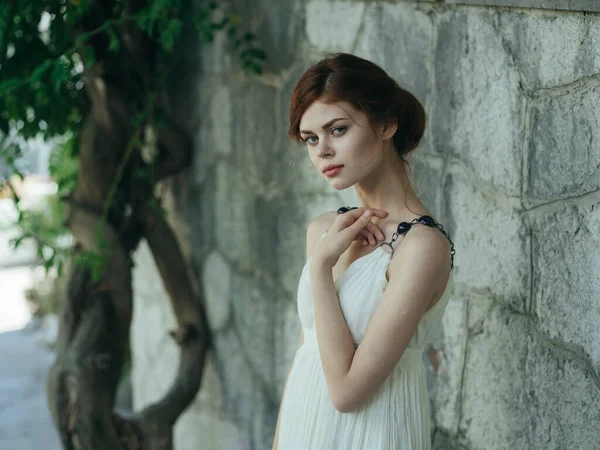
[272,52,456,450]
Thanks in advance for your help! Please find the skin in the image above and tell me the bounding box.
[298,98,452,413]
[299,98,434,261]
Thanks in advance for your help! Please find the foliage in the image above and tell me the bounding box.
[0,0,267,280]
[9,189,72,276]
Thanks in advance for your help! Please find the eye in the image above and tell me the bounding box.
[301,126,346,146]
[332,126,346,136]
[302,135,318,145]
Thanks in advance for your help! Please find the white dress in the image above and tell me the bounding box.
[277,225,454,450]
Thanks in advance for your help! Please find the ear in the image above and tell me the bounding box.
[381,118,398,141]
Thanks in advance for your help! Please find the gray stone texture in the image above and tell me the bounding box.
[454,294,600,449]
[530,201,600,369]
[129,1,600,449]
[442,165,531,313]
[432,8,524,195]
[496,11,600,90]
[526,83,600,205]
[446,0,600,12]
[354,3,434,110]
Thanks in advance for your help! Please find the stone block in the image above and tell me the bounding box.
[442,165,530,312]
[496,10,600,90]
[212,324,257,418]
[354,3,433,105]
[174,408,247,450]
[237,0,306,70]
[131,240,180,409]
[203,251,232,332]
[525,84,600,205]
[210,86,233,157]
[274,198,314,296]
[432,9,524,195]
[213,161,256,266]
[445,0,600,13]
[197,26,233,77]
[305,1,366,53]
[229,80,278,186]
[459,294,600,449]
[433,292,469,435]
[408,154,444,215]
[230,273,275,386]
[530,201,600,368]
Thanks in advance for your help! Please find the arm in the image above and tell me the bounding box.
[311,228,450,413]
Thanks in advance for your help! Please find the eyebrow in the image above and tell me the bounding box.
[299,117,347,135]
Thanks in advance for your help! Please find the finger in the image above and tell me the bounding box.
[357,229,375,246]
[349,209,386,242]
[352,207,387,218]
[356,231,369,246]
[345,210,375,238]
[364,222,386,242]
[335,207,385,230]
[350,207,387,222]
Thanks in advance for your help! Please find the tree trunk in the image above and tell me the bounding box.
[45,1,209,448]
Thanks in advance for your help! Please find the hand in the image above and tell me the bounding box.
[313,207,388,268]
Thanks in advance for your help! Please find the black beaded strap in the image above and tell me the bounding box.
[337,206,456,269]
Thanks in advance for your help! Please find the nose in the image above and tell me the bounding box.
[315,141,333,159]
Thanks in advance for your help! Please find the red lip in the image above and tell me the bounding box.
[322,164,344,173]
[323,166,343,178]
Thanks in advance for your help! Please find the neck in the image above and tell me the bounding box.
[354,143,423,221]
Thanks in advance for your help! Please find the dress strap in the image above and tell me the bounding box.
[336,206,456,269]
[385,215,455,269]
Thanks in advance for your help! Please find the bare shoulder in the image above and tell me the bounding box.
[387,223,452,285]
[305,210,338,260]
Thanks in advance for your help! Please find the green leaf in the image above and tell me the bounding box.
[44,252,55,271]
[198,29,214,44]
[209,17,228,31]
[242,32,256,43]
[9,235,26,250]
[51,60,69,93]
[240,48,267,61]
[0,116,9,135]
[160,19,182,51]
[242,60,263,75]
[135,167,148,178]
[57,259,64,277]
[82,45,95,68]
[107,28,120,52]
[226,25,237,39]
[74,32,89,48]
[31,60,53,83]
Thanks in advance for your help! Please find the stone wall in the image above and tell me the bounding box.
[130,1,600,449]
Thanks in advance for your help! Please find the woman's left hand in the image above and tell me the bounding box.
[312,207,388,268]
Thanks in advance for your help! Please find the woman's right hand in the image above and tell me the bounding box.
[313,208,388,268]
[352,208,388,246]
[336,207,388,249]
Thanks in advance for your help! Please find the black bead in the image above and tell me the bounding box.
[397,222,412,235]
[418,215,436,227]
[337,206,358,215]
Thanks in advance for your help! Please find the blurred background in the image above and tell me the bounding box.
[0,137,63,449]
[1,1,599,449]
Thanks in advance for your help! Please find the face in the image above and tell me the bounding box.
[298,99,394,190]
